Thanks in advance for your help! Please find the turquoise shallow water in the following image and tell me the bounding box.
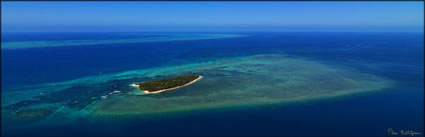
[1,34,247,49]
[1,32,423,136]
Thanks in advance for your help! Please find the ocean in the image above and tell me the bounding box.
[1,32,424,136]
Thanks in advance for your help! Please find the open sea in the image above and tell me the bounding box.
[1,32,424,136]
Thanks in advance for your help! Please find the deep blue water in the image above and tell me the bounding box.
[1,32,424,136]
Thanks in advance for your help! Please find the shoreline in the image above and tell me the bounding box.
[131,75,203,95]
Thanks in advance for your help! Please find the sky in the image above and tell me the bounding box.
[1,2,424,32]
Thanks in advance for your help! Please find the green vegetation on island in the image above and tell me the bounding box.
[135,75,201,93]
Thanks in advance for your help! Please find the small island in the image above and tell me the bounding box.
[131,75,203,94]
